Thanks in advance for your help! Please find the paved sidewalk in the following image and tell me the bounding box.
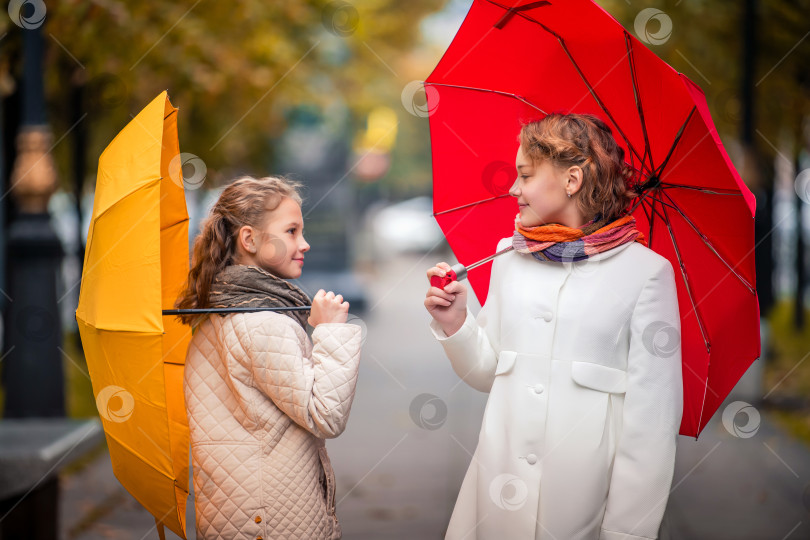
[60,394,810,540]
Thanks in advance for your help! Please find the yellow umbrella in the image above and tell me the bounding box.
[75,90,190,540]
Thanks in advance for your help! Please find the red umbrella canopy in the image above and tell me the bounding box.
[424,0,760,438]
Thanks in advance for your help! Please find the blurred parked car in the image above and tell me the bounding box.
[370,196,446,257]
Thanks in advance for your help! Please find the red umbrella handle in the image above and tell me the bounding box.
[430,269,458,289]
[428,249,511,290]
[429,263,467,289]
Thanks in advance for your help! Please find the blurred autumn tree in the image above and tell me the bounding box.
[2,0,807,203]
[0,0,445,189]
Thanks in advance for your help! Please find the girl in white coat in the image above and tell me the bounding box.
[425,113,683,540]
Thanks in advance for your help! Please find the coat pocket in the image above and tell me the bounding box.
[494,350,517,376]
[570,361,627,394]
[317,446,337,515]
[317,445,342,539]
[560,362,626,452]
[605,392,624,471]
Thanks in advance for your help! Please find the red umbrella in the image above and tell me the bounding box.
[424,0,760,438]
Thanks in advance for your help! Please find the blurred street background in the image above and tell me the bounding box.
[0,0,809,538]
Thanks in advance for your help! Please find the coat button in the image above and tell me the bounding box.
[542,311,553,322]
[255,516,262,523]
[533,384,544,394]
[526,453,538,465]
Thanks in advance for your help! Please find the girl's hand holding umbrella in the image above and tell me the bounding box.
[307,289,350,326]
[425,262,468,337]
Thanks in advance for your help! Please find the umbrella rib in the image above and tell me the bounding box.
[655,197,717,438]
[624,33,655,175]
[649,194,659,248]
[625,178,661,216]
[643,193,755,294]
[433,193,513,216]
[555,39,648,172]
[481,0,648,173]
[659,188,756,294]
[492,0,551,28]
[655,106,697,178]
[656,198,712,354]
[422,82,548,114]
[636,192,655,248]
[660,183,744,196]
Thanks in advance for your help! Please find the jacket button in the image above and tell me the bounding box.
[255,516,262,523]
[533,384,544,394]
[542,311,553,322]
[526,453,538,465]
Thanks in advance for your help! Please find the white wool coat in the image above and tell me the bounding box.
[430,237,683,540]
[184,310,362,539]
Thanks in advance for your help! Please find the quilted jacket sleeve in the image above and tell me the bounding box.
[427,237,506,393]
[235,313,363,439]
[600,260,684,540]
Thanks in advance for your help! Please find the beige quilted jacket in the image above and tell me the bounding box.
[183,309,362,539]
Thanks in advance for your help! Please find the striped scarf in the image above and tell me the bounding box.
[512,212,647,262]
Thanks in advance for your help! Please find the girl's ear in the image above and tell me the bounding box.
[566,165,583,194]
[238,225,255,253]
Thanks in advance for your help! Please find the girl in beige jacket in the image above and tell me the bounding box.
[175,175,362,539]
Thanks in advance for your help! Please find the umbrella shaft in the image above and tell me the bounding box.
[163,307,311,314]
[467,245,514,271]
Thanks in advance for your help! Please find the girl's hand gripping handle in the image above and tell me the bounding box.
[429,263,467,289]
[425,262,468,337]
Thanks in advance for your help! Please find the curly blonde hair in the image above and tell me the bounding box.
[519,113,636,222]
[174,175,304,328]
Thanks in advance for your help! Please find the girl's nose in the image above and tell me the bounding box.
[508,178,520,197]
[300,238,310,253]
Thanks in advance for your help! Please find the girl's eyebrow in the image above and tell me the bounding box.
[517,164,531,169]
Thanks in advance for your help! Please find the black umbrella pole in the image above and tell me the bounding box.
[163,306,311,315]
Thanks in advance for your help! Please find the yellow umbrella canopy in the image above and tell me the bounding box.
[75,90,191,539]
